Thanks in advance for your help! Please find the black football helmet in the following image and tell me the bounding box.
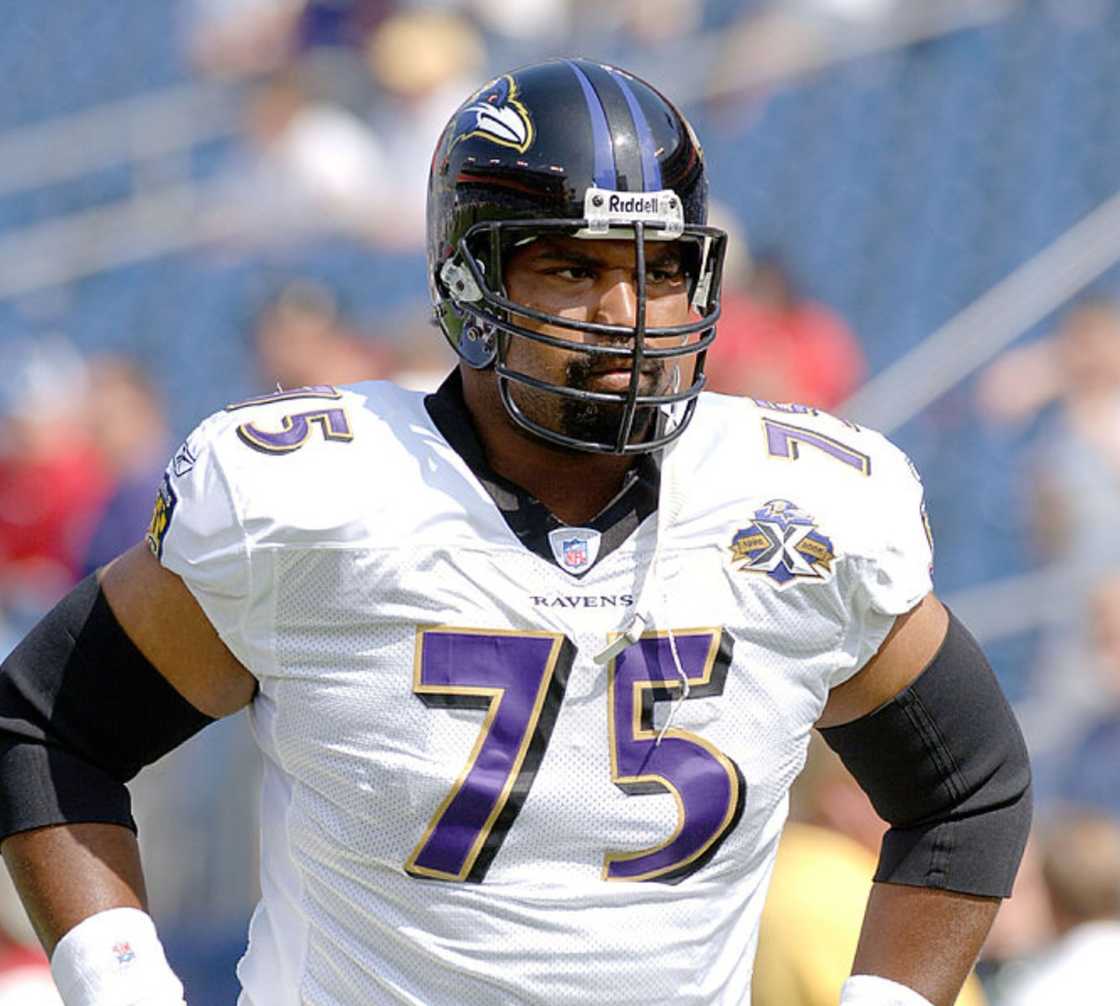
[427,58,726,454]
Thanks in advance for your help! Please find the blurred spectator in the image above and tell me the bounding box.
[974,837,1056,1001]
[213,8,487,252]
[384,311,459,393]
[0,338,111,624]
[80,356,172,575]
[295,0,396,51]
[978,300,1120,762]
[706,4,828,103]
[186,0,303,79]
[1046,574,1120,817]
[456,0,571,44]
[999,812,1120,1005]
[976,298,1120,436]
[0,946,58,1005]
[996,302,1120,568]
[252,279,392,388]
[752,737,986,1006]
[601,0,703,47]
[291,0,399,113]
[800,0,899,20]
[707,199,753,299]
[707,252,866,408]
[363,8,487,247]
[218,68,391,246]
[187,0,397,111]
[0,869,60,1004]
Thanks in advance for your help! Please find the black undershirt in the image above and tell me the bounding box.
[424,370,660,574]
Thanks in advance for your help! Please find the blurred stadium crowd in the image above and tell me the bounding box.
[2,0,1120,1003]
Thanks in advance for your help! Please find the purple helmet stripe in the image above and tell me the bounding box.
[564,60,617,191]
[610,71,662,191]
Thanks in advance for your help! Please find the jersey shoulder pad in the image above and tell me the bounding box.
[743,396,877,476]
[690,393,933,615]
[691,393,883,489]
[719,396,918,507]
[148,381,427,673]
[157,381,424,557]
[221,383,360,456]
[746,396,928,535]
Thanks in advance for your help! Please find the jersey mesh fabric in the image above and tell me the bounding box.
[256,543,797,1005]
[157,382,932,1006]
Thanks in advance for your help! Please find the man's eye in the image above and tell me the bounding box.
[647,268,683,285]
[553,267,595,281]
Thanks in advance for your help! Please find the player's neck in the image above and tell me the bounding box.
[463,375,640,525]
[489,439,636,525]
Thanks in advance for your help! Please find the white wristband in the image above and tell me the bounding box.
[840,974,934,1006]
[50,908,185,1006]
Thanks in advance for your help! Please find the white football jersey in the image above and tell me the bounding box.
[154,379,932,1006]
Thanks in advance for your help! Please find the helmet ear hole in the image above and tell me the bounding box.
[465,321,495,349]
[457,319,498,369]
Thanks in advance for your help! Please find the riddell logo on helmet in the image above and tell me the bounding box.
[608,194,660,215]
[582,187,684,238]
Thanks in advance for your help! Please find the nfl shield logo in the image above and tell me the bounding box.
[562,538,588,568]
[548,527,602,575]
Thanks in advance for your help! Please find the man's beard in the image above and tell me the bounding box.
[555,355,668,449]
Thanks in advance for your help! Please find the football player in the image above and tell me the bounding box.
[0,59,1029,1006]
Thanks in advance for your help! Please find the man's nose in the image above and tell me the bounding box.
[592,272,639,330]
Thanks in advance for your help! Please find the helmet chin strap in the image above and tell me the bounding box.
[592,433,691,744]
[659,626,691,745]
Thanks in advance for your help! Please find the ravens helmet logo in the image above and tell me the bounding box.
[452,74,534,154]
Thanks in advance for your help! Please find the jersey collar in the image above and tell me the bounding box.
[424,370,661,576]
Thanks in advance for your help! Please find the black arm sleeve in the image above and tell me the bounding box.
[819,609,1032,898]
[0,574,215,841]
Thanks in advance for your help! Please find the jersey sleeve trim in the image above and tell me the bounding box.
[833,553,927,685]
[213,451,266,676]
[160,420,273,679]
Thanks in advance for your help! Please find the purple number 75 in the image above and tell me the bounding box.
[406,627,742,884]
[405,629,574,882]
[605,629,743,882]
[236,408,352,455]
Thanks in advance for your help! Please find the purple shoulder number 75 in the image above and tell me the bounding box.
[224,385,353,456]
[406,627,742,884]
